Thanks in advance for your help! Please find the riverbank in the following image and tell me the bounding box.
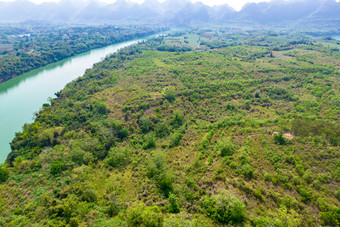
[0,26,163,84]
[0,33,163,163]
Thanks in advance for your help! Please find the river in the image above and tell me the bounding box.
[0,35,157,163]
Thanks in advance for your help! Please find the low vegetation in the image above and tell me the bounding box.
[0,30,339,226]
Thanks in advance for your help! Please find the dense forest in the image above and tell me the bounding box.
[0,24,163,83]
[0,30,339,226]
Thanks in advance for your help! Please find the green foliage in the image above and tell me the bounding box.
[95,102,109,115]
[147,151,173,196]
[0,25,160,83]
[117,128,129,139]
[320,208,340,226]
[266,86,295,101]
[105,147,131,168]
[164,89,176,103]
[143,133,156,149]
[168,193,180,213]
[127,202,164,227]
[155,122,171,138]
[202,191,245,224]
[170,112,184,129]
[335,190,340,200]
[274,132,286,145]
[2,30,340,226]
[218,140,235,157]
[291,119,339,145]
[239,163,254,179]
[169,132,182,148]
[0,164,9,183]
[139,117,152,134]
[50,161,64,176]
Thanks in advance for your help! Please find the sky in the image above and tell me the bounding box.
[1,0,340,11]
[0,0,272,11]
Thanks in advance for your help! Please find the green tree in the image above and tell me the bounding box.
[168,193,180,213]
[0,164,9,183]
[50,161,64,176]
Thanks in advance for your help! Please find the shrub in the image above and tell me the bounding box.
[71,148,86,165]
[50,161,64,176]
[168,193,180,213]
[335,190,340,200]
[143,133,156,149]
[105,147,131,168]
[155,122,171,138]
[127,202,164,227]
[170,112,184,129]
[0,164,9,183]
[95,102,109,115]
[243,100,251,110]
[320,209,340,226]
[219,141,235,157]
[264,173,271,182]
[117,128,129,139]
[147,151,166,178]
[164,90,176,103]
[202,191,245,224]
[266,86,294,101]
[298,187,312,202]
[274,132,286,145]
[169,132,182,148]
[239,163,254,179]
[159,173,174,196]
[139,117,152,134]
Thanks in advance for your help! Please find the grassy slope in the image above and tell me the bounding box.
[0,34,339,226]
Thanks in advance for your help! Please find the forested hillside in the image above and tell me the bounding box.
[0,31,339,226]
[0,25,161,83]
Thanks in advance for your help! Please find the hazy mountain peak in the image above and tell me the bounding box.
[0,0,339,24]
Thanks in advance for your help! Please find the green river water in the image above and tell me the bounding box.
[0,36,155,163]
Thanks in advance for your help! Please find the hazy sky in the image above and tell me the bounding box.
[2,0,340,11]
[0,0,272,11]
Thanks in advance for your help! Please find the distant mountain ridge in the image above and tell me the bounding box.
[0,0,339,25]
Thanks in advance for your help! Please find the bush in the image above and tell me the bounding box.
[164,90,176,103]
[143,133,156,149]
[239,163,254,179]
[168,193,180,213]
[127,202,164,227]
[274,132,286,145]
[202,191,245,224]
[0,164,9,183]
[335,190,340,200]
[139,117,152,134]
[50,161,64,176]
[95,102,109,115]
[219,141,235,157]
[266,86,294,101]
[320,209,340,226]
[147,151,166,178]
[105,147,131,168]
[117,128,129,139]
[159,173,174,196]
[170,112,184,129]
[155,122,171,138]
[169,132,182,148]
